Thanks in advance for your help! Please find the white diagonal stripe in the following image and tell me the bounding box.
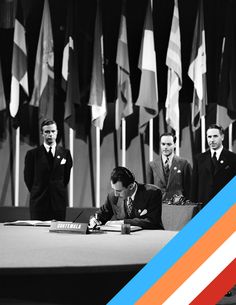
[163,232,236,305]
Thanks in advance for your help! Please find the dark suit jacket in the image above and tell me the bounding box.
[191,148,236,205]
[24,145,73,214]
[146,155,192,201]
[96,183,163,230]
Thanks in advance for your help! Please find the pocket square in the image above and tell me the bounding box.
[140,209,147,216]
[60,158,66,165]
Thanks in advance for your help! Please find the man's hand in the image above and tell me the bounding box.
[89,216,102,229]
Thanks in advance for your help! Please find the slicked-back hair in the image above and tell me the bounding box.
[41,119,57,132]
[207,124,224,135]
[160,132,176,143]
[110,166,135,188]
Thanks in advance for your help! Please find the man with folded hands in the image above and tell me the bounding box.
[89,166,164,230]
[24,119,73,221]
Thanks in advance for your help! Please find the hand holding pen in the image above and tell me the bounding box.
[89,213,102,229]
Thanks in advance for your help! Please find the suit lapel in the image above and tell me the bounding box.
[39,145,50,169]
[154,156,166,185]
[167,156,177,187]
[216,149,228,173]
[203,150,213,175]
[132,184,144,211]
[53,146,63,170]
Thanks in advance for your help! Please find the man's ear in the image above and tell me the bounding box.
[129,183,135,190]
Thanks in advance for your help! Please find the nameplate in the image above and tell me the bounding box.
[49,221,88,234]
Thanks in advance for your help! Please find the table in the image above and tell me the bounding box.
[162,204,201,231]
[0,224,177,305]
[0,205,201,232]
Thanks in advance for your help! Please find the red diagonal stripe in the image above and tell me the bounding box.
[190,259,236,305]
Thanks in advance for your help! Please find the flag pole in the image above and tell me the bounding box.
[69,127,74,207]
[176,131,180,156]
[149,0,154,163]
[14,127,20,207]
[149,118,153,162]
[96,126,100,207]
[201,116,206,152]
[122,118,126,166]
[228,123,233,151]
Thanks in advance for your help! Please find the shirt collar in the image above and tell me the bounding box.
[44,143,56,156]
[129,182,138,201]
[162,153,174,165]
[210,146,223,160]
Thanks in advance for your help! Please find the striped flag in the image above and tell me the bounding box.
[88,0,107,130]
[136,0,158,133]
[165,0,182,134]
[61,0,80,128]
[30,0,54,121]
[0,59,6,112]
[9,0,28,118]
[188,0,207,131]
[115,0,133,130]
[217,0,236,129]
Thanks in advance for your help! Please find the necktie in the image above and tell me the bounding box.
[127,197,133,216]
[164,157,170,179]
[212,152,218,170]
[48,147,54,166]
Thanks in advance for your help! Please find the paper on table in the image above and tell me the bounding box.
[3,220,52,227]
[100,221,142,232]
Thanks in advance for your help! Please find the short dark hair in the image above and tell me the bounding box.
[41,119,57,132]
[110,167,135,187]
[207,124,224,135]
[160,132,176,143]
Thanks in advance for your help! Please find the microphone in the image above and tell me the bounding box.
[72,210,84,223]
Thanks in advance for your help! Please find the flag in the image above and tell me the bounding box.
[115,0,133,130]
[61,0,80,128]
[0,0,16,29]
[0,58,7,142]
[0,59,6,112]
[30,0,54,121]
[9,0,28,118]
[217,0,236,129]
[88,0,107,130]
[165,0,182,134]
[136,0,158,133]
[188,0,207,131]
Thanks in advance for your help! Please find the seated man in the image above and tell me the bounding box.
[89,166,164,230]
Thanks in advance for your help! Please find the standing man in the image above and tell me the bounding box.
[24,119,73,220]
[146,132,192,203]
[191,124,236,206]
[89,166,163,229]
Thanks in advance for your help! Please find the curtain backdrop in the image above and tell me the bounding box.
[0,0,235,207]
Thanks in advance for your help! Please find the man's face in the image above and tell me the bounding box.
[111,181,132,199]
[42,124,58,146]
[160,135,175,157]
[207,128,224,150]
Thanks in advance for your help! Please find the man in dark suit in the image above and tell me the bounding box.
[89,167,163,229]
[24,119,73,220]
[191,124,236,206]
[146,132,192,203]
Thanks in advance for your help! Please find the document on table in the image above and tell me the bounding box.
[3,220,52,227]
[99,221,142,232]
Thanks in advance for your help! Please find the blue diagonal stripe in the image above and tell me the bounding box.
[108,176,236,305]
